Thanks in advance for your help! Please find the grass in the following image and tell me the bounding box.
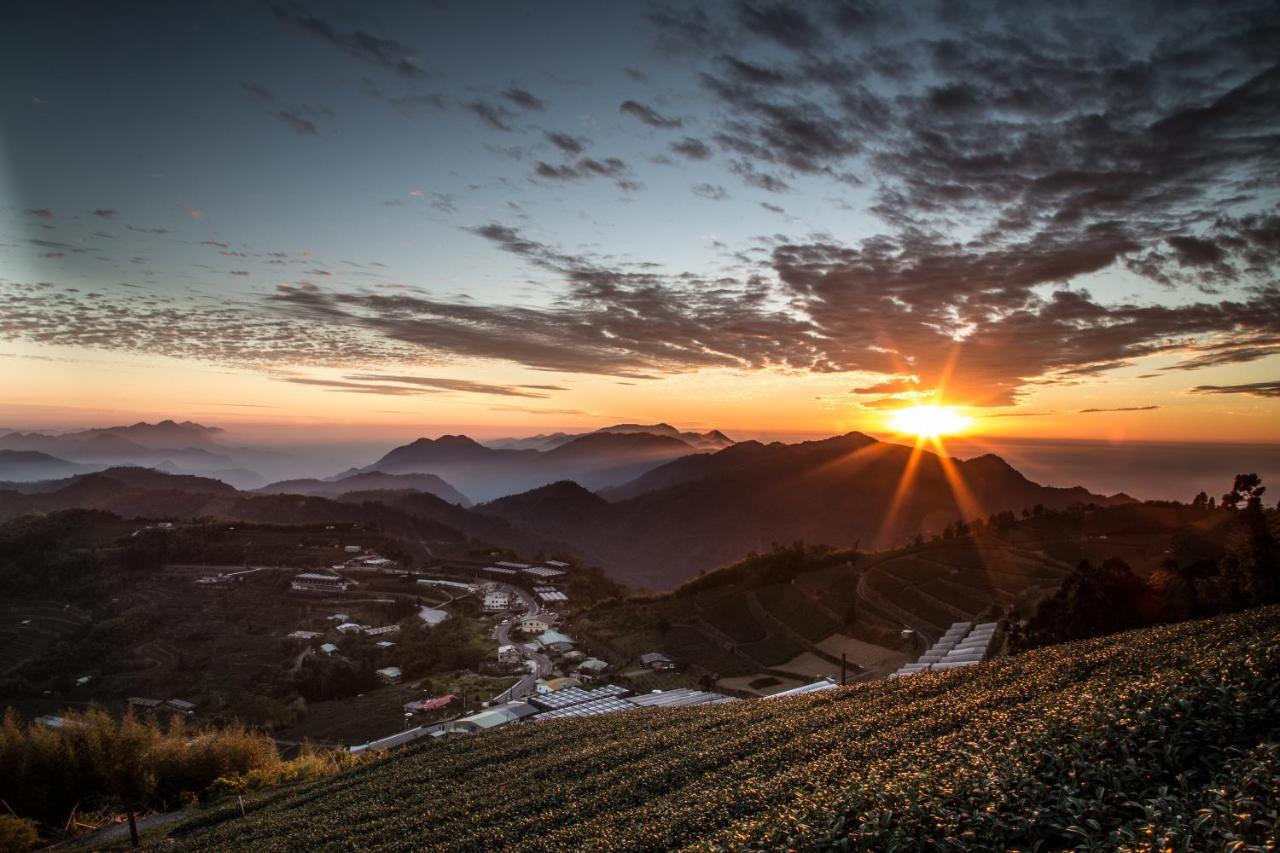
[164,605,1280,851]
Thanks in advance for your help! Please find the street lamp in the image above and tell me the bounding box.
[403,712,413,731]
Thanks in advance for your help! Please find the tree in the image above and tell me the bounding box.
[1222,473,1265,512]
[1191,491,1209,510]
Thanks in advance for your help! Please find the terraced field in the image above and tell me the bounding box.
[0,600,92,676]
[861,540,1071,635]
[167,606,1280,852]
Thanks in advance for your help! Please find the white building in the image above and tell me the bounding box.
[375,666,402,684]
[520,616,551,634]
[484,591,512,611]
[497,644,522,664]
[291,573,353,593]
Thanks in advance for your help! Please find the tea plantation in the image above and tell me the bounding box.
[168,605,1280,851]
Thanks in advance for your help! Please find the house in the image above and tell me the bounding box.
[320,643,339,654]
[575,658,610,679]
[336,622,365,634]
[344,545,362,553]
[375,640,396,649]
[483,591,511,611]
[165,698,196,715]
[375,666,402,684]
[519,616,551,633]
[536,628,575,653]
[364,625,401,637]
[128,697,163,709]
[497,644,521,664]
[290,573,353,593]
[288,630,321,640]
[640,652,677,672]
[326,613,350,622]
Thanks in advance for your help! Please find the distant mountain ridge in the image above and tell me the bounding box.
[480,432,1135,589]
[486,422,734,453]
[0,420,263,488]
[256,470,471,506]
[364,426,718,501]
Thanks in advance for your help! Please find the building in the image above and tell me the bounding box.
[165,698,196,714]
[519,616,551,634]
[762,678,838,700]
[375,666,402,684]
[544,559,570,569]
[640,652,677,672]
[364,625,401,637]
[535,587,568,604]
[484,591,512,611]
[482,565,519,578]
[627,688,738,709]
[336,622,365,634]
[523,565,566,580]
[128,697,163,710]
[404,695,455,714]
[451,701,539,733]
[344,545,362,553]
[575,658,610,679]
[536,628,575,653]
[290,573,353,593]
[497,644,522,664]
[375,640,396,649]
[288,630,321,640]
[320,643,339,654]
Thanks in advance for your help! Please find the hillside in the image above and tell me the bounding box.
[166,606,1280,851]
[0,468,559,559]
[485,433,1131,588]
[0,449,94,482]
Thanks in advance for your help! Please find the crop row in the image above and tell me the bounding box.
[171,605,1280,851]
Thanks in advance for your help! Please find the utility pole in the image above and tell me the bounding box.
[841,653,847,685]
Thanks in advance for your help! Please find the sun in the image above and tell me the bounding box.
[886,404,972,439]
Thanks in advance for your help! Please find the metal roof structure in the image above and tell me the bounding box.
[535,696,637,719]
[763,679,838,700]
[528,684,630,710]
[627,688,738,708]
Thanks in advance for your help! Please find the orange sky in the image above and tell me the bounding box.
[4,341,1277,443]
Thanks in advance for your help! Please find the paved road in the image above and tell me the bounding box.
[491,582,553,703]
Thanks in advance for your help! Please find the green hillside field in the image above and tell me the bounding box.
[164,605,1280,851]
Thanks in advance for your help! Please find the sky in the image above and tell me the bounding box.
[2,0,1279,443]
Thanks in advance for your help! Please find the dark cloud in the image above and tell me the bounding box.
[501,87,545,111]
[534,157,631,187]
[670,137,712,159]
[24,208,54,219]
[465,100,515,131]
[1189,380,1280,398]
[760,201,785,214]
[343,373,555,398]
[240,82,274,102]
[92,208,118,218]
[691,183,729,200]
[729,159,790,192]
[276,110,319,135]
[546,131,586,155]
[1078,405,1159,413]
[619,100,682,128]
[737,2,822,52]
[271,6,426,79]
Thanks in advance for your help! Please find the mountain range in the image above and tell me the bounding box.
[477,432,1133,588]
[0,428,1131,589]
[364,428,713,501]
[486,423,734,453]
[0,420,264,489]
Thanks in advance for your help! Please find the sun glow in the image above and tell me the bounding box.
[886,404,972,438]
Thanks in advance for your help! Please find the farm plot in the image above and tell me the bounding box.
[753,584,839,642]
